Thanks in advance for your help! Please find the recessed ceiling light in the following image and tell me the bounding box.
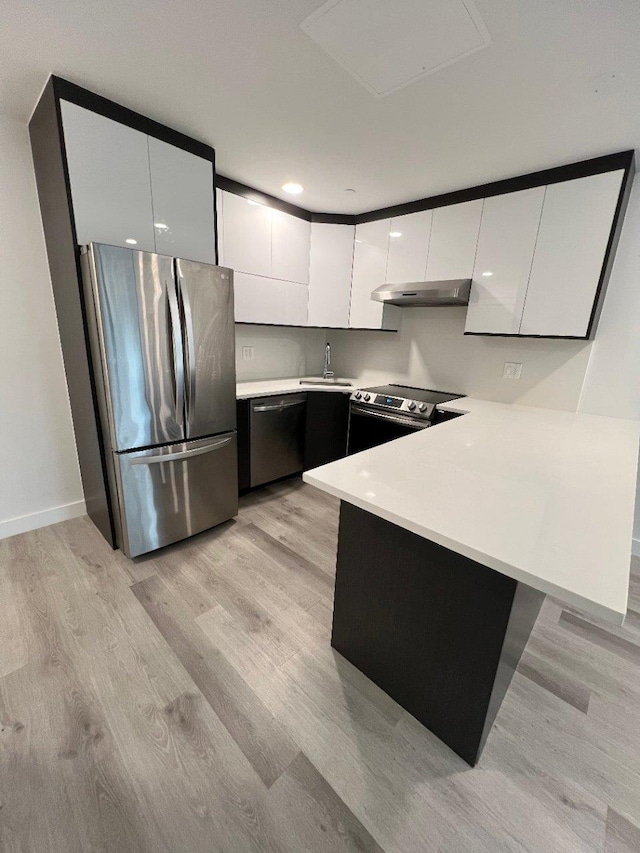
[154,222,168,230]
[282,182,304,195]
[482,271,493,277]
[389,231,402,238]
[125,238,138,245]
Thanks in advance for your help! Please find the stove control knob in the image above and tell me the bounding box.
[407,401,416,411]
[355,391,362,399]
[364,393,371,402]
[418,403,428,413]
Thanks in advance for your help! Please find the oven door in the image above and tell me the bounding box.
[347,404,428,455]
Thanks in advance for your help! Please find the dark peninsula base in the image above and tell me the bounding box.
[331,502,544,766]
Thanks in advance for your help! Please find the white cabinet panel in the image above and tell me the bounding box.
[60,101,155,252]
[465,187,545,334]
[148,137,215,264]
[234,272,308,326]
[215,189,224,262]
[220,191,272,276]
[307,222,354,328]
[271,209,311,284]
[385,211,432,284]
[234,272,278,324]
[519,170,624,337]
[350,219,390,328]
[282,281,309,326]
[426,199,483,281]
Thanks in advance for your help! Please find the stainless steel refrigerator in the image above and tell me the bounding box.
[81,243,237,558]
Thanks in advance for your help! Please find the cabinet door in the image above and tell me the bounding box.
[426,199,483,281]
[304,392,350,470]
[148,137,215,264]
[464,187,545,334]
[215,188,224,262]
[234,272,277,323]
[307,222,354,327]
[271,209,311,284]
[349,219,390,328]
[519,170,624,337]
[60,101,155,252]
[220,191,272,276]
[282,281,309,326]
[385,211,432,284]
[234,272,308,326]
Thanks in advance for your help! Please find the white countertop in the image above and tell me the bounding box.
[236,377,360,399]
[304,397,639,625]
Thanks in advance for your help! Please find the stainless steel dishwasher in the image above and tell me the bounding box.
[249,394,307,487]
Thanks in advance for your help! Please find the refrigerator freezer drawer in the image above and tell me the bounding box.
[114,432,238,558]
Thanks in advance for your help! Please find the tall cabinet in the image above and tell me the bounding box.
[30,77,217,548]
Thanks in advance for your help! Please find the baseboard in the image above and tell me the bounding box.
[633,538,640,559]
[0,499,86,541]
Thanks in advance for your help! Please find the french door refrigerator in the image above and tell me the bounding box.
[81,243,237,558]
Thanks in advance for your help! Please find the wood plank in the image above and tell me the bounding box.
[131,575,300,787]
[605,807,640,853]
[268,752,385,852]
[517,653,591,713]
[559,611,640,664]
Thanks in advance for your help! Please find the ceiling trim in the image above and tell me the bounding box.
[52,75,215,163]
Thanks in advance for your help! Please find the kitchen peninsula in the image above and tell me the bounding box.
[304,397,639,765]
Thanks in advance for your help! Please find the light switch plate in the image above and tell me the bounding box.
[503,362,522,380]
[242,346,254,361]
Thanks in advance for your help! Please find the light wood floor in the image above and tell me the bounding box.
[1,479,640,852]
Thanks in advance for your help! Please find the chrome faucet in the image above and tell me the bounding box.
[323,342,334,380]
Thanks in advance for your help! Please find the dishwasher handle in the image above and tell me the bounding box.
[252,399,306,413]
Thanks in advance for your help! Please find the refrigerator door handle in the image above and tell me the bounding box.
[166,282,185,430]
[177,275,197,428]
[129,436,233,465]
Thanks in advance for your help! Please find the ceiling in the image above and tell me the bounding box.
[1,0,638,213]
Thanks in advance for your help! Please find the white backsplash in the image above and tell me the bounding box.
[235,324,328,381]
[330,308,592,411]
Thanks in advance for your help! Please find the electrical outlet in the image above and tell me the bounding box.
[242,346,254,362]
[503,362,522,380]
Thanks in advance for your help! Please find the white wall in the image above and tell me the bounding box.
[575,179,640,549]
[0,113,84,539]
[235,324,327,381]
[331,310,592,411]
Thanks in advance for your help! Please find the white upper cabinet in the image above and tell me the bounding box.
[464,187,545,334]
[518,170,624,337]
[219,192,272,277]
[350,219,399,329]
[234,273,308,326]
[60,101,156,252]
[271,209,311,284]
[61,101,216,261]
[147,137,215,264]
[426,199,483,281]
[385,211,432,284]
[307,222,354,328]
[215,189,224,261]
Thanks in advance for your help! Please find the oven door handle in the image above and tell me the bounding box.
[350,405,429,430]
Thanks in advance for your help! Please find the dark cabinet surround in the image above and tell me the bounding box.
[237,391,350,492]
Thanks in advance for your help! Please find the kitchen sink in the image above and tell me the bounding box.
[301,378,352,387]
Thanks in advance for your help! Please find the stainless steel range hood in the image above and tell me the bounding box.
[370,279,471,307]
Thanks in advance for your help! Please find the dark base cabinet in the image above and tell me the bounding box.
[304,391,350,470]
[331,502,544,766]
